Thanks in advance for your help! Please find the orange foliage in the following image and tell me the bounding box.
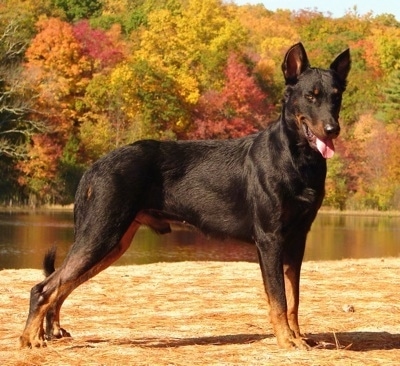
[17,134,62,198]
[339,114,400,209]
[24,18,92,136]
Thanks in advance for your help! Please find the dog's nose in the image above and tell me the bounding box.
[324,123,340,137]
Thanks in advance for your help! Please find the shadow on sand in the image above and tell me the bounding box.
[64,331,399,352]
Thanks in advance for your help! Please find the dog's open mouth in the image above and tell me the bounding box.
[302,123,335,159]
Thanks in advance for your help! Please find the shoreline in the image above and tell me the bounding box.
[318,208,400,217]
[1,205,400,217]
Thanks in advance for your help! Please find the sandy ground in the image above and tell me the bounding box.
[0,258,399,365]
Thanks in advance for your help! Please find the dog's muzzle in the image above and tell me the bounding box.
[302,123,336,159]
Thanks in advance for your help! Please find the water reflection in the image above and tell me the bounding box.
[0,211,74,269]
[0,210,399,269]
[307,214,400,260]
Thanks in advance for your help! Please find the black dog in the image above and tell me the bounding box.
[20,43,350,349]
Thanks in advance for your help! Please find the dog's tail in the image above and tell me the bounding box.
[43,246,57,277]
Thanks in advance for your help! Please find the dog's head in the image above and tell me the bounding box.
[281,43,351,158]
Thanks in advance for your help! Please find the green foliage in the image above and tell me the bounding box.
[80,70,140,161]
[51,0,102,21]
[91,0,182,34]
[90,10,147,34]
[378,70,400,123]
[324,156,348,210]
[131,59,191,139]
[0,156,22,203]
[57,136,85,203]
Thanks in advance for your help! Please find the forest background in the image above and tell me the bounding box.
[0,0,399,210]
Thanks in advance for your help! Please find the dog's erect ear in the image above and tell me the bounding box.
[330,48,351,85]
[282,43,310,85]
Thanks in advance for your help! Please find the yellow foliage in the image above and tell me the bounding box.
[367,27,400,73]
[352,113,376,142]
[255,58,275,83]
[175,73,200,105]
[101,0,129,15]
[134,0,246,105]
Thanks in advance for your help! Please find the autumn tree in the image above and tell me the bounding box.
[109,0,248,140]
[383,124,400,209]
[79,68,138,162]
[338,114,400,210]
[80,56,190,164]
[235,6,298,102]
[189,53,273,139]
[24,18,92,134]
[19,18,92,202]
[362,121,400,210]
[367,26,400,75]
[136,0,247,97]
[16,134,62,205]
[21,18,130,201]
[73,20,126,71]
[0,11,43,202]
[90,0,182,34]
[82,0,248,154]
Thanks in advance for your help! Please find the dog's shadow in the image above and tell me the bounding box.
[312,331,400,351]
[76,331,399,352]
[83,333,270,348]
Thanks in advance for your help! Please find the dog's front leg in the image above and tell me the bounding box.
[256,235,309,350]
[283,262,301,337]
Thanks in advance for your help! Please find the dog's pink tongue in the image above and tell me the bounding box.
[316,138,335,159]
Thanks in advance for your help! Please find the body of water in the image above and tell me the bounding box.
[0,210,399,269]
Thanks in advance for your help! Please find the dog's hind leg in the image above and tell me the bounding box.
[49,217,140,339]
[41,248,72,340]
[20,217,141,348]
[41,211,172,341]
[20,143,160,348]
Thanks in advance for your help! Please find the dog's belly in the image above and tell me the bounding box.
[140,204,255,243]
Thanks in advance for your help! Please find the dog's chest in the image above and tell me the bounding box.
[279,159,325,216]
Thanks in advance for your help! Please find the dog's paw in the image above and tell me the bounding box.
[46,327,72,340]
[19,334,47,348]
[277,335,312,350]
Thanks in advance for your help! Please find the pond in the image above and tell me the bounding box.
[0,210,399,269]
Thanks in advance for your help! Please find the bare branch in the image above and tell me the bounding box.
[0,20,41,160]
[0,138,28,159]
[0,21,28,64]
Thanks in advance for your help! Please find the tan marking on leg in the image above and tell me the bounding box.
[20,286,60,348]
[284,263,301,337]
[88,219,140,276]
